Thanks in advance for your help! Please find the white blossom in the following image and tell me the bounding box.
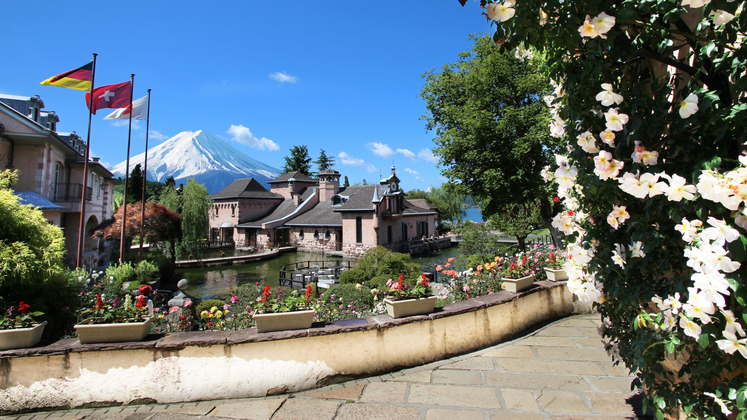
[679,93,699,118]
[595,84,624,106]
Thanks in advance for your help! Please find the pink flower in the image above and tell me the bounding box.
[184,300,193,307]
[230,295,239,304]
[169,306,180,314]
[223,304,231,310]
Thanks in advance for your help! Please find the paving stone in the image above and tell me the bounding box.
[493,358,608,376]
[270,397,341,420]
[302,384,365,401]
[549,416,636,420]
[438,357,495,371]
[499,388,540,412]
[407,384,501,409]
[485,372,590,391]
[535,326,585,337]
[519,337,578,347]
[533,346,612,363]
[208,398,285,420]
[536,390,592,414]
[431,370,484,385]
[335,402,419,420]
[424,408,485,420]
[586,376,636,393]
[490,412,547,420]
[481,345,535,359]
[152,415,225,420]
[161,402,214,416]
[586,392,642,416]
[389,370,431,383]
[577,327,602,338]
[600,363,636,377]
[556,318,600,328]
[571,338,606,348]
[359,382,408,403]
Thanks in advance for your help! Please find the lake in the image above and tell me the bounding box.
[464,207,484,222]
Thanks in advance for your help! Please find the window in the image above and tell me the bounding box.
[356,217,363,243]
[231,205,235,217]
[299,230,304,240]
[215,206,219,216]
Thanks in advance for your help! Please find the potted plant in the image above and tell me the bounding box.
[74,285,153,344]
[543,249,568,281]
[500,255,535,293]
[252,284,315,333]
[383,273,436,318]
[0,302,47,350]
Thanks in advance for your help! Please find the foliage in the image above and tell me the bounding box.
[356,246,421,283]
[0,302,44,330]
[253,284,313,314]
[282,145,313,176]
[195,299,227,315]
[338,268,370,285]
[93,201,183,257]
[127,164,144,204]
[314,284,383,322]
[180,178,212,259]
[104,262,135,286]
[134,260,159,284]
[406,184,466,223]
[420,34,564,246]
[0,170,78,338]
[313,149,336,171]
[454,221,503,256]
[77,283,150,325]
[151,305,194,333]
[499,254,535,279]
[488,198,544,251]
[343,176,350,188]
[158,179,182,213]
[462,0,747,417]
[384,274,433,301]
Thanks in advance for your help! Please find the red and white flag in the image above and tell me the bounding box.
[85,81,131,114]
[103,95,148,120]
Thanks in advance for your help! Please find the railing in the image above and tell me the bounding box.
[279,260,356,289]
[51,182,92,202]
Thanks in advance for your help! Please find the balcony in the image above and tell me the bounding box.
[51,183,92,202]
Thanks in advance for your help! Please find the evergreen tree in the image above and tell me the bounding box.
[127,164,143,204]
[282,145,312,176]
[343,176,350,188]
[313,149,336,172]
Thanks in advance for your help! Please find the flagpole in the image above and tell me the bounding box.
[119,74,135,263]
[138,89,152,263]
[76,53,98,269]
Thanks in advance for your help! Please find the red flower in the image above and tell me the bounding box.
[553,197,560,202]
[18,302,30,316]
[261,284,271,302]
[568,211,575,216]
[95,294,104,310]
[305,284,313,302]
[138,285,152,296]
[179,315,186,320]
[421,273,429,288]
[135,295,147,308]
[398,273,404,291]
[549,251,556,263]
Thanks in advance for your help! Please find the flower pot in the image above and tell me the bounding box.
[383,296,437,318]
[253,310,315,333]
[501,274,535,293]
[544,268,568,282]
[0,321,47,350]
[74,317,153,344]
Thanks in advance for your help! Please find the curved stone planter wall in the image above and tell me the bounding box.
[0,281,574,413]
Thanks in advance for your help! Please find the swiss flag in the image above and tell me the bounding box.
[85,81,132,115]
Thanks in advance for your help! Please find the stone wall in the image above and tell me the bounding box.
[0,282,574,413]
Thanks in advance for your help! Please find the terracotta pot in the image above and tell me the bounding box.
[383,296,437,318]
[0,321,47,350]
[74,317,153,344]
[544,268,568,282]
[253,310,315,333]
[501,274,535,293]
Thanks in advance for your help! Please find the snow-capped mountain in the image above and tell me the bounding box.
[111,130,281,194]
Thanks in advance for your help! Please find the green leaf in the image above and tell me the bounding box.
[728,235,747,263]
[699,333,710,349]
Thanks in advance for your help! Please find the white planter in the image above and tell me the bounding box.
[544,268,568,281]
[253,310,315,333]
[501,274,535,293]
[0,321,47,350]
[383,296,437,318]
[75,317,153,344]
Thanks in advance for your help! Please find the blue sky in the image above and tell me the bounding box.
[1,1,491,189]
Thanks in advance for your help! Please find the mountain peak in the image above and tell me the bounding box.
[111,130,281,194]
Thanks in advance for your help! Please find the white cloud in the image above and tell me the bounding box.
[396,148,416,161]
[416,176,424,183]
[269,72,298,83]
[418,148,439,163]
[339,152,378,173]
[110,120,141,129]
[227,125,280,151]
[404,168,419,175]
[366,142,394,159]
[149,130,168,142]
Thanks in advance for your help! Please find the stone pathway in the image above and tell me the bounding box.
[2,314,649,420]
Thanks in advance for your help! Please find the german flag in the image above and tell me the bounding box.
[40,62,93,91]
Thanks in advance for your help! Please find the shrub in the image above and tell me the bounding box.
[135,260,159,284]
[105,262,135,286]
[195,299,226,315]
[338,268,369,285]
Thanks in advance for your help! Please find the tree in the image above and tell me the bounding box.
[454,221,501,257]
[179,178,212,258]
[405,185,466,223]
[313,149,336,172]
[420,35,563,247]
[343,176,350,188]
[159,178,182,214]
[282,145,312,176]
[488,199,543,251]
[462,0,747,417]
[127,164,143,204]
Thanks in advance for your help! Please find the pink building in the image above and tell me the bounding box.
[0,94,118,267]
[208,167,441,257]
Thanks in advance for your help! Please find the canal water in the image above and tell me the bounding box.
[175,246,463,299]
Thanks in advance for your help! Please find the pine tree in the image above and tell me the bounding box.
[282,145,312,176]
[313,149,336,172]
